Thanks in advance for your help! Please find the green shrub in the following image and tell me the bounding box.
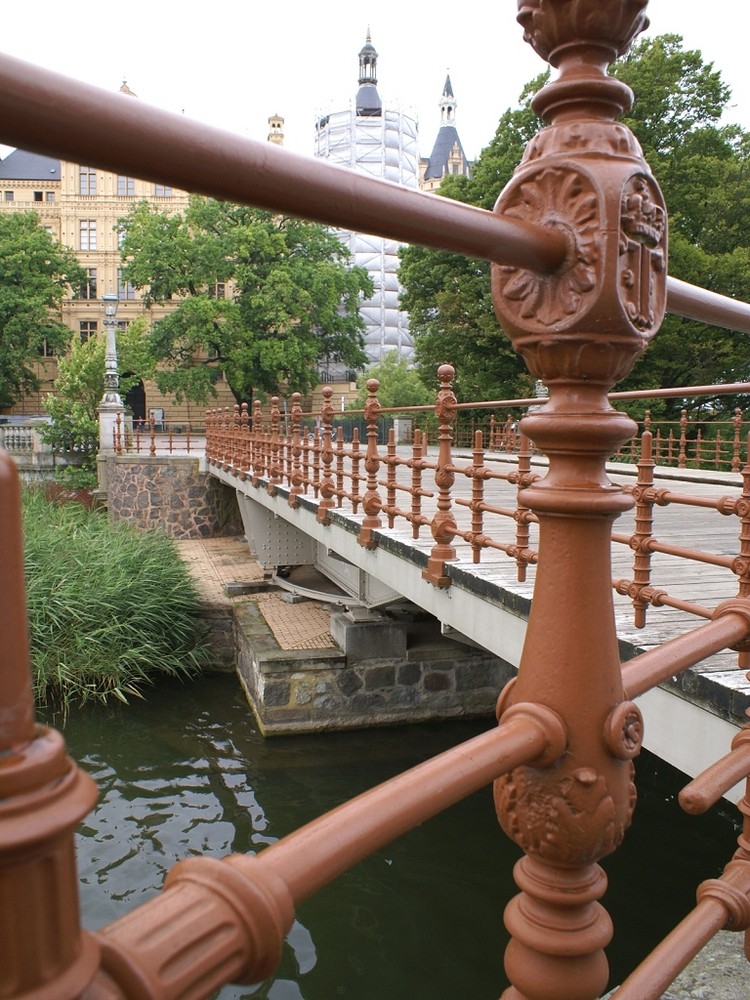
[22,489,212,711]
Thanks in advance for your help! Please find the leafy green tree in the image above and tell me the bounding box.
[399,74,548,402]
[611,35,750,408]
[0,212,84,408]
[401,40,750,410]
[119,198,372,405]
[43,318,154,471]
[349,351,434,410]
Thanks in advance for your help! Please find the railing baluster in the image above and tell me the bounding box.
[289,393,303,508]
[252,399,264,486]
[732,408,743,473]
[629,430,656,628]
[385,427,397,528]
[268,396,281,495]
[679,408,688,468]
[350,427,362,514]
[239,402,250,479]
[470,430,485,564]
[423,364,457,587]
[357,378,383,549]
[317,387,335,524]
[335,426,345,508]
[410,428,425,539]
[513,433,536,583]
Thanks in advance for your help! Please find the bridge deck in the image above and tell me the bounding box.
[210,453,750,795]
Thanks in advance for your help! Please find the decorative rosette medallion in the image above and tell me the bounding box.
[492,0,667,392]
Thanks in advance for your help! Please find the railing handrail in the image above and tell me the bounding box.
[0,53,565,274]
[3,52,750,336]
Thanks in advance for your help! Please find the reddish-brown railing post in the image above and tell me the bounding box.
[268,396,282,495]
[317,386,336,524]
[422,364,458,587]
[410,428,427,539]
[335,425,346,508]
[350,426,362,513]
[358,378,383,548]
[230,403,241,473]
[148,410,157,457]
[289,392,304,508]
[490,3,665,996]
[512,432,537,584]
[240,402,251,479]
[678,408,688,467]
[733,434,750,670]
[385,427,397,527]
[733,408,743,473]
[0,453,100,998]
[251,399,264,486]
[628,430,656,628]
[469,429,486,563]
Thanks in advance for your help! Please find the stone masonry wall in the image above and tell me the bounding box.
[235,599,517,735]
[106,456,241,538]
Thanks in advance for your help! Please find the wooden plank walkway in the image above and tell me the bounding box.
[211,448,750,735]
[330,449,750,728]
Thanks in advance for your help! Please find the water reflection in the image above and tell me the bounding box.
[57,673,739,999]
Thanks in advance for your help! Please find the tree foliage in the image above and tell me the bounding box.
[399,74,548,403]
[349,351,434,410]
[0,213,84,407]
[400,39,750,410]
[611,35,750,406]
[119,198,372,404]
[43,318,154,468]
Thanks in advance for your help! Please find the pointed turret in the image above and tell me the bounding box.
[356,30,382,117]
[439,74,456,127]
[420,73,471,191]
[267,114,285,146]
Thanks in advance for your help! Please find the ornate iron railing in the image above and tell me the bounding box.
[5,3,750,999]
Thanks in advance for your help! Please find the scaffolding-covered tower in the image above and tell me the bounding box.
[315,32,417,371]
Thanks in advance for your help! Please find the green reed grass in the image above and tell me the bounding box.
[22,489,213,710]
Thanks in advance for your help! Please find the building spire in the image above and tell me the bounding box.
[356,29,381,116]
[440,73,456,127]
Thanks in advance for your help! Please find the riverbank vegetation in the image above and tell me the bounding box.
[22,489,212,711]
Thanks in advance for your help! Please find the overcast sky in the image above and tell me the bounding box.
[1,2,747,164]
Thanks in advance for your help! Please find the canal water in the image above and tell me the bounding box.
[58,673,740,1000]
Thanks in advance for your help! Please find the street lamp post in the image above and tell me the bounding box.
[97,292,124,488]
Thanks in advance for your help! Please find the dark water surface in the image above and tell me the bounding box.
[57,674,739,999]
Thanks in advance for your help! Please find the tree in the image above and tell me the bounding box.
[401,41,750,410]
[349,351,434,410]
[611,36,750,409]
[119,198,372,405]
[399,74,549,402]
[43,318,154,472]
[0,212,84,408]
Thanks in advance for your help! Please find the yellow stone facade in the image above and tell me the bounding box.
[0,145,237,424]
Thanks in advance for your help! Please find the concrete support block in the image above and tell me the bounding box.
[330,610,407,660]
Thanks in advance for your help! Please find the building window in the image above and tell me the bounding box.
[79,220,97,251]
[34,191,43,202]
[117,175,135,196]
[155,183,173,197]
[80,321,97,344]
[37,339,56,358]
[210,282,226,299]
[3,191,13,201]
[79,268,97,300]
[46,191,55,202]
[79,166,96,195]
[117,269,136,300]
